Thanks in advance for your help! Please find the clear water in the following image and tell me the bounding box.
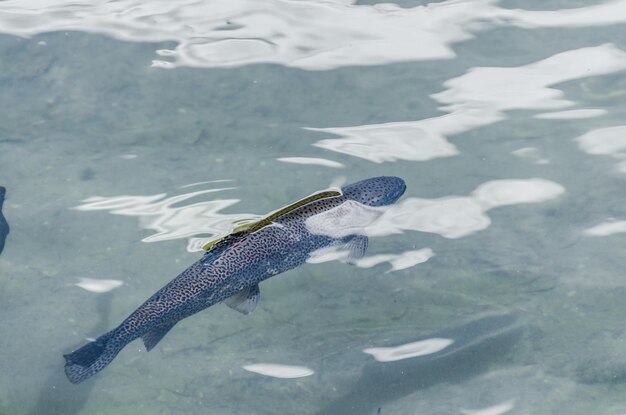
[0,0,625,414]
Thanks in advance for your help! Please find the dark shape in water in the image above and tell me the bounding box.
[576,356,626,385]
[64,177,406,384]
[0,186,8,255]
[29,295,114,415]
[317,313,524,415]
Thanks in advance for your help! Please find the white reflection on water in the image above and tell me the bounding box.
[308,246,434,273]
[583,220,626,237]
[461,400,515,415]
[276,157,344,169]
[534,109,606,119]
[378,197,490,239]
[310,122,460,163]
[2,0,626,70]
[363,337,453,362]
[305,200,435,272]
[576,125,626,173]
[368,179,564,239]
[472,179,564,209]
[305,199,384,238]
[577,126,626,155]
[74,186,258,252]
[306,245,351,264]
[180,179,234,189]
[314,45,626,162]
[242,363,314,378]
[355,248,434,272]
[511,147,549,165]
[74,178,563,256]
[74,278,123,293]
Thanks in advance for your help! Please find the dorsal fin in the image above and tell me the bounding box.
[202,189,341,251]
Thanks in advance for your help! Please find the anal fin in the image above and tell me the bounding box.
[224,284,260,315]
[142,321,177,352]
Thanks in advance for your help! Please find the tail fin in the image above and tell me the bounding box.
[63,331,122,384]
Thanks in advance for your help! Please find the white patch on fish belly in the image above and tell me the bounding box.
[304,200,384,238]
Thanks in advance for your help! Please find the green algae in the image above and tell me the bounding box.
[202,190,341,251]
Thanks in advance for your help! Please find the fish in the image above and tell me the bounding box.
[63,176,406,384]
[0,186,8,255]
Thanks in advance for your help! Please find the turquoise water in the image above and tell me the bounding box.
[0,0,625,413]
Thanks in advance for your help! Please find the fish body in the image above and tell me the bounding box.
[64,177,406,383]
[0,186,8,255]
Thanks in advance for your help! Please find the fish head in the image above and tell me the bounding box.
[340,176,406,207]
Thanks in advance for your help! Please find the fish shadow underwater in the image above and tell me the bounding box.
[317,312,525,415]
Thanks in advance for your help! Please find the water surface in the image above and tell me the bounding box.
[0,0,625,414]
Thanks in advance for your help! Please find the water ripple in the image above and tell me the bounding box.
[2,0,626,70]
[355,248,434,273]
[369,178,565,239]
[74,186,258,252]
[276,157,345,169]
[313,44,626,162]
[73,178,564,254]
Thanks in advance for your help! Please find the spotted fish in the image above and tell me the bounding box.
[63,176,406,383]
[0,186,8,255]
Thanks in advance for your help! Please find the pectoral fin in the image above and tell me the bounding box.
[142,321,177,352]
[225,284,260,315]
[346,235,368,265]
